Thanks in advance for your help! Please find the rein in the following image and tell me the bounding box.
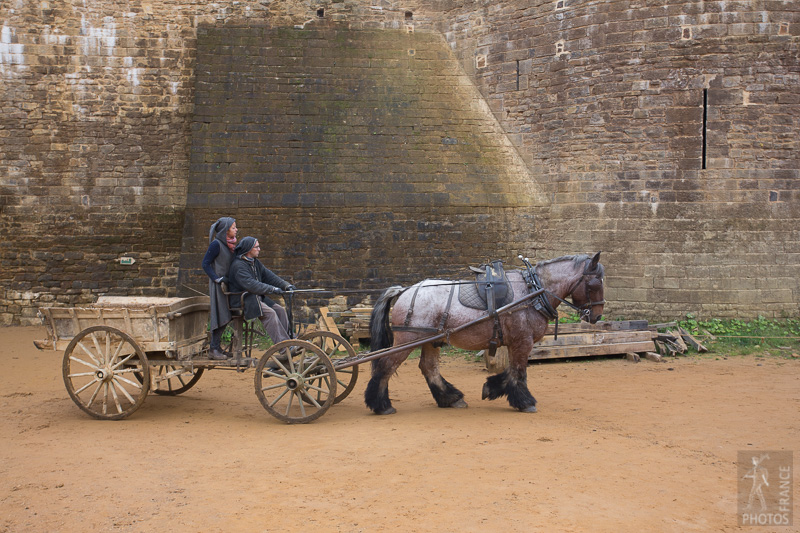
[288,280,512,296]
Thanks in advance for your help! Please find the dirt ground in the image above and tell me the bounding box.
[1,326,798,532]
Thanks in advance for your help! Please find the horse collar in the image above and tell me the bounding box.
[522,267,559,321]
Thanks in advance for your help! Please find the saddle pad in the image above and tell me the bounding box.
[458,281,515,311]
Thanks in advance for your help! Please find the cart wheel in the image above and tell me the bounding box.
[151,365,204,396]
[254,340,336,424]
[62,326,150,420]
[299,330,358,404]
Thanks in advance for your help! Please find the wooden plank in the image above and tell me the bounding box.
[319,307,341,334]
[69,308,82,336]
[666,330,688,353]
[123,308,133,337]
[529,340,655,360]
[537,330,655,348]
[656,339,678,357]
[544,319,650,336]
[44,308,59,349]
[317,307,342,351]
[650,322,678,330]
[152,307,160,343]
[678,327,708,352]
[481,346,509,373]
[315,317,335,351]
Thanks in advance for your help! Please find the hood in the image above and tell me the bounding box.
[209,217,236,244]
[234,236,257,258]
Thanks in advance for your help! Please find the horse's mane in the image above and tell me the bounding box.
[535,254,604,277]
[535,254,589,268]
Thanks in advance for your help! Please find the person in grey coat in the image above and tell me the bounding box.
[202,217,238,360]
[227,236,295,346]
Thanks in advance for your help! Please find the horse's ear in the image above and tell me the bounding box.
[590,251,601,269]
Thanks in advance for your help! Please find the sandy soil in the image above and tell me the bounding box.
[1,326,798,532]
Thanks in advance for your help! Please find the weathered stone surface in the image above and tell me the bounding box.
[435,0,800,320]
[179,26,547,308]
[1,1,798,324]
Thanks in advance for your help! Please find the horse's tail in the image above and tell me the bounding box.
[369,286,405,351]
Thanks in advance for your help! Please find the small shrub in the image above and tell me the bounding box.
[677,315,800,357]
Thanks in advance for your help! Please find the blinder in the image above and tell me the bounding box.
[569,263,606,319]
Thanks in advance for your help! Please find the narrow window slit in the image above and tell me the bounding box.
[702,88,708,170]
[516,60,520,90]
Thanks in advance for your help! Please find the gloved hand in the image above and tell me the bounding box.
[286,284,296,292]
[214,277,224,284]
[270,287,284,295]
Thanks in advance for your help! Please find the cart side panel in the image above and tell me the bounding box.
[34,297,211,358]
[168,309,210,360]
[92,297,210,358]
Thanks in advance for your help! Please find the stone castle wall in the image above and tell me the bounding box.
[1,0,798,325]
[431,0,800,319]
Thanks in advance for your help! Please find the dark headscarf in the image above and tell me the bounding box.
[234,236,257,258]
[209,217,236,244]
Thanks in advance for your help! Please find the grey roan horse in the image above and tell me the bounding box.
[365,253,605,415]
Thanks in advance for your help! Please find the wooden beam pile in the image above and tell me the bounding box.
[529,320,658,361]
[481,320,662,371]
[652,325,708,356]
[321,307,373,346]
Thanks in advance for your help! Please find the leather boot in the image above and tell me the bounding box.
[208,348,228,360]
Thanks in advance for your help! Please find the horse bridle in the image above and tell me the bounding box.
[557,264,606,320]
[522,257,605,323]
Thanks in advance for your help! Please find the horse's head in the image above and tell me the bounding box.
[570,252,605,324]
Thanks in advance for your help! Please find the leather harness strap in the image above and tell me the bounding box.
[438,285,455,332]
[403,283,423,327]
[390,325,440,334]
[486,264,504,359]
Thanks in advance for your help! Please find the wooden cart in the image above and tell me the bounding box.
[35,296,358,423]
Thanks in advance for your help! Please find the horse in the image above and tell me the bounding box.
[365,252,605,415]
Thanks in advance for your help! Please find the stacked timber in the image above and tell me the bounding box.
[481,320,660,371]
[652,325,708,356]
[322,307,373,346]
[530,320,656,361]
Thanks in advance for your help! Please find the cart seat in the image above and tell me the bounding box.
[218,283,256,359]
[221,282,246,316]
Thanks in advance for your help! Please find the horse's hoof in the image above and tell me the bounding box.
[450,399,468,409]
[376,407,397,415]
[520,405,537,413]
